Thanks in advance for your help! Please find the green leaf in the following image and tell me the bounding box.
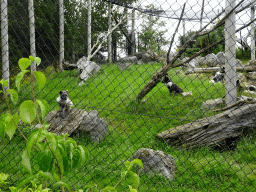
[36,99,49,119]
[102,186,117,192]
[18,58,31,70]
[34,57,41,66]
[16,175,36,189]
[15,70,30,92]
[0,113,12,141]
[131,159,143,168]
[37,172,54,181]
[128,171,140,189]
[26,130,39,156]
[71,148,81,169]
[77,145,89,166]
[6,89,18,105]
[22,150,32,174]
[29,56,35,63]
[128,185,138,192]
[125,161,131,168]
[55,148,64,174]
[63,155,70,173]
[52,181,70,190]
[121,169,128,180]
[2,79,8,87]
[45,132,57,151]
[19,100,36,124]
[5,114,19,140]
[33,71,46,91]
[36,150,54,172]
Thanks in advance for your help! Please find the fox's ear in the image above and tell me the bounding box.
[59,91,63,94]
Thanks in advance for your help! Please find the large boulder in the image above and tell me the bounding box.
[130,148,176,179]
[203,53,219,67]
[78,110,108,142]
[201,98,225,110]
[120,56,138,64]
[77,56,101,82]
[216,52,225,65]
[45,108,108,142]
[142,52,151,63]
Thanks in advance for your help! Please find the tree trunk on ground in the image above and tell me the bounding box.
[156,102,256,149]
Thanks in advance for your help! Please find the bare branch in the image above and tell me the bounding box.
[167,3,186,64]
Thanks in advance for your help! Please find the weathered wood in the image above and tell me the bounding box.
[156,103,256,149]
[186,65,256,74]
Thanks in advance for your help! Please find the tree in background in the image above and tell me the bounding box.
[178,24,225,57]
[137,4,169,54]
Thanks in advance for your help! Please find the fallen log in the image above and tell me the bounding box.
[156,103,256,149]
[186,65,256,74]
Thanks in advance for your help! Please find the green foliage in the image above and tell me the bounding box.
[137,4,169,53]
[1,56,142,191]
[178,24,225,57]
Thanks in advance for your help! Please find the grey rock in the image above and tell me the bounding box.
[201,98,225,110]
[118,62,131,70]
[142,52,151,63]
[137,59,144,65]
[236,59,243,67]
[188,59,200,68]
[120,56,138,64]
[78,110,108,142]
[45,109,108,142]
[130,148,176,179]
[216,52,225,65]
[248,72,256,80]
[204,53,219,67]
[77,56,101,82]
[236,73,246,84]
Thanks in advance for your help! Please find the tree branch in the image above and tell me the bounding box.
[135,0,245,101]
[167,3,186,64]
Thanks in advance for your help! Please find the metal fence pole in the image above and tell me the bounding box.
[1,0,9,90]
[28,0,36,71]
[59,0,64,72]
[225,0,237,106]
[88,0,92,58]
[251,3,255,60]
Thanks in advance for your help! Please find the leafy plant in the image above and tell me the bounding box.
[83,159,143,192]
[0,56,142,191]
[0,56,89,191]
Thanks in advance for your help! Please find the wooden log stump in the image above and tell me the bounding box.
[156,103,256,149]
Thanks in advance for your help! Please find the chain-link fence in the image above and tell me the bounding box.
[1,0,256,191]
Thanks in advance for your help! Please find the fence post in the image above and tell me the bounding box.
[59,0,64,72]
[225,0,237,106]
[1,0,9,90]
[28,0,36,71]
[88,0,92,58]
[131,9,135,54]
[251,3,255,60]
[108,2,112,63]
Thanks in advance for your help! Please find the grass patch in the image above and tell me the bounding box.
[1,63,256,191]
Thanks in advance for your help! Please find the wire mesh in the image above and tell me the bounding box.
[1,0,256,191]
